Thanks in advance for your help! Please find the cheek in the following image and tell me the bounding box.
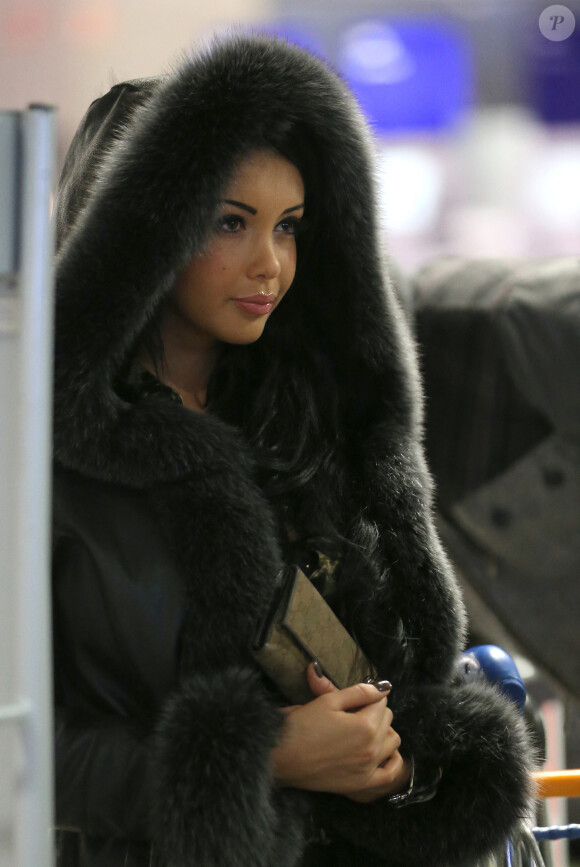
[171,257,219,316]
[282,245,298,289]
[188,255,229,292]
[190,238,232,282]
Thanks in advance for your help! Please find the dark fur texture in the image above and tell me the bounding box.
[54,33,533,866]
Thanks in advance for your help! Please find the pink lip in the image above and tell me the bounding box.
[233,293,276,316]
[237,293,276,303]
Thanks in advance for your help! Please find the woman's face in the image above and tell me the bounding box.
[164,149,305,351]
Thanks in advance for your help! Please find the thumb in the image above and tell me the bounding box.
[306,660,337,697]
[330,680,391,712]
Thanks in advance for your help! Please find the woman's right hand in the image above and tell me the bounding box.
[271,663,409,802]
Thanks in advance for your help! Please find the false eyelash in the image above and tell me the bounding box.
[278,216,300,234]
[217,214,246,232]
[215,213,306,236]
[281,215,310,237]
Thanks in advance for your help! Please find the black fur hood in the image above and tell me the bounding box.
[54,33,419,486]
[53,33,533,867]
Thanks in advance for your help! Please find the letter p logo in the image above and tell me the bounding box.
[539,5,576,40]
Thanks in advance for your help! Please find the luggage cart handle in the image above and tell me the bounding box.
[532,770,580,799]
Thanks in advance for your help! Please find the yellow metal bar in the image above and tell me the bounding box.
[532,770,580,798]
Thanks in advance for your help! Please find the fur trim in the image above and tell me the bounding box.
[53,34,419,483]
[143,472,284,671]
[151,667,307,866]
[318,683,534,866]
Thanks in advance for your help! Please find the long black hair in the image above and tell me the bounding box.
[136,124,350,565]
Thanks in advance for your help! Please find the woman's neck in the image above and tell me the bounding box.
[138,317,219,414]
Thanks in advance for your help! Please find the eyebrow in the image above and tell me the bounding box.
[222,199,256,214]
[221,199,305,216]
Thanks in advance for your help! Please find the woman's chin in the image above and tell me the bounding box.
[221,322,268,345]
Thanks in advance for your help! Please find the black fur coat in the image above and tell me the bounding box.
[52,33,532,867]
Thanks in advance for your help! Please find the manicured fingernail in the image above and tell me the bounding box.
[313,659,324,678]
[375,680,392,693]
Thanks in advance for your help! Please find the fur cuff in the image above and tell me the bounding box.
[317,682,535,866]
[150,666,307,866]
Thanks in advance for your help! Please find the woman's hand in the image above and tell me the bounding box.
[271,663,411,802]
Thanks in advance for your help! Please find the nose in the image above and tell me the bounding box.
[248,234,281,281]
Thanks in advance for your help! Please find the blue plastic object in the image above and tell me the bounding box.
[456,645,527,711]
[532,824,580,841]
[337,17,473,134]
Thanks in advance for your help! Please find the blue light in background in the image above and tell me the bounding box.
[338,18,474,134]
[251,23,327,61]
[527,27,580,124]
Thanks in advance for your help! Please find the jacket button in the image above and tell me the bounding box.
[491,507,512,528]
[543,467,564,487]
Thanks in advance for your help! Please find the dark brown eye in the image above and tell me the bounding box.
[218,215,245,233]
[276,217,301,235]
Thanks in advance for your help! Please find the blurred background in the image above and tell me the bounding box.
[2,0,580,270]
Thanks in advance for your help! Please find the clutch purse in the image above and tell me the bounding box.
[253,565,377,704]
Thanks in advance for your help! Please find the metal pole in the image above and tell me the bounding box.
[0,104,56,867]
[16,104,56,867]
[0,107,22,867]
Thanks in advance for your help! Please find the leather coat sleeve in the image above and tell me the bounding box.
[54,707,154,840]
[51,469,187,844]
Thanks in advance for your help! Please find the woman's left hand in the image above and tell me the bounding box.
[306,663,412,803]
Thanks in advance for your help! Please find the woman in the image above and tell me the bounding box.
[52,33,532,867]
